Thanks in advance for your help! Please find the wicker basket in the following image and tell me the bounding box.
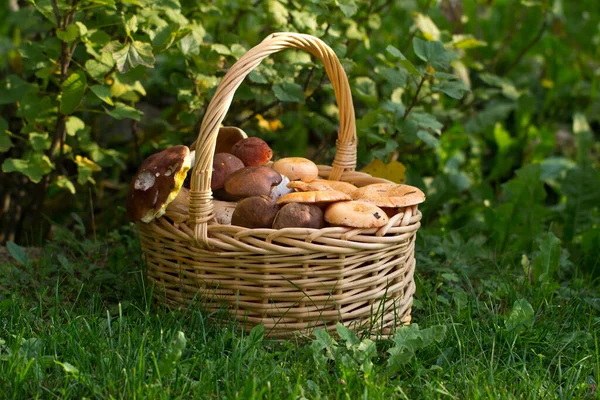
[139,32,422,338]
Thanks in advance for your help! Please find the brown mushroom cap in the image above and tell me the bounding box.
[231,137,273,166]
[224,166,282,198]
[287,179,358,195]
[190,126,247,154]
[351,183,426,208]
[272,203,325,229]
[231,195,279,228]
[126,145,192,223]
[324,200,389,228]
[276,190,351,205]
[211,153,244,190]
[272,157,319,182]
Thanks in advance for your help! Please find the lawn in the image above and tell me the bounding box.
[1,225,597,399]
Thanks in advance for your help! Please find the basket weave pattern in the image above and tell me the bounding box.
[141,33,422,338]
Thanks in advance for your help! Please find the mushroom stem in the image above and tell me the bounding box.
[164,186,189,223]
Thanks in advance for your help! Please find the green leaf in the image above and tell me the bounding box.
[410,112,443,134]
[272,82,305,104]
[452,34,487,49]
[266,0,289,28]
[125,14,138,34]
[29,132,51,151]
[531,232,561,283]
[379,67,408,87]
[388,324,447,371]
[66,116,86,136]
[0,118,12,152]
[246,325,265,346]
[562,165,600,240]
[386,45,421,76]
[2,153,55,183]
[413,38,449,70]
[479,73,520,100]
[505,299,535,333]
[105,102,143,121]
[156,331,187,378]
[417,130,440,149]
[106,41,155,73]
[56,175,76,194]
[56,24,80,42]
[433,80,469,99]
[353,77,378,104]
[211,43,231,55]
[0,75,36,105]
[60,71,87,114]
[7,241,28,266]
[55,361,80,376]
[85,58,113,82]
[75,22,88,36]
[337,0,358,17]
[90,85,114,105]
[336,323,360,347]
[494,164,547,253]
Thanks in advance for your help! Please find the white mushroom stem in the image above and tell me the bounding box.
[270,175,292,202]
[213,200,237,225]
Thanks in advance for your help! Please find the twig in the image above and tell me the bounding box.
[503,14,548,75]
[403,75,426,119]
[490,7,528,70]
[238,101,279,126]
[50,0,61,26]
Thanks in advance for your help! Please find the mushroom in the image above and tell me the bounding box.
[324,200,389,228]
[163,187,236,225]
[272,203,325,229]
[276,190,351,206]
[164,186,189,223]
[351,183,426,210]
[271,157,319,182]
[224,166,282,199]
[287,179,358,195]
[190,126,247,154]
[231,195,279,228]
[126,145,193,223]
[211,153,244,190]
[231,137,273,166]
[270,175,293,202]
[213,200,237,225]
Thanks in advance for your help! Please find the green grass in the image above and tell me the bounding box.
[0,226,598,399]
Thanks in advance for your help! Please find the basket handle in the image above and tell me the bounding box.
[190,32,357,246]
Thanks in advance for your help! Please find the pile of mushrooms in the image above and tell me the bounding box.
[126,127,426,230]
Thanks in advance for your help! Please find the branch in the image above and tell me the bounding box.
[503,14,548,75]
[403,75,426,119]
[238,101,279,126]
[490,7,528,70]
[50,0,61,27]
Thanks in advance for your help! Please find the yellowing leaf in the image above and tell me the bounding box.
[255,114,283,132]
[541,79,554,89]
[75,155,101,185]
[412,12,440,41]
[360,159,406,184]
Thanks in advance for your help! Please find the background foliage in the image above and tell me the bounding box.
[1,0,599,271]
